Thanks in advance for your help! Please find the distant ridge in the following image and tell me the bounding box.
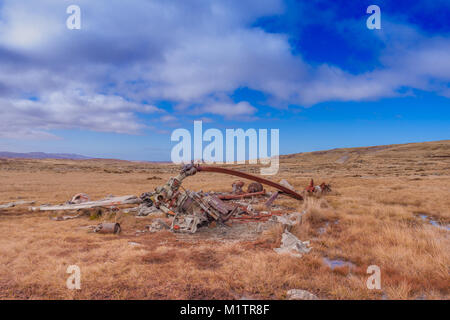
[0,151,91,160]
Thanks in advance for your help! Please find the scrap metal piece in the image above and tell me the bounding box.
[196,166,304,200]
[274,229,311,258]
[271,211,304,230]
[123,207,139,214]
[247,182,263,193]
[305,179,331,195]
[31,195,141,211]
[279,179,295,191]
[232,181,245,194]
[265,191,279,207]
[146,218,171,232]
[94,222,121,234]
[0,200,35,209]
[319,182,332,194]
[218,191,265,200]
[305,179,315,193]
[137,203,162,216]
[203,194,235,218]
[69,193,90,204]
[171,213,203,233]
[49,211,85,221]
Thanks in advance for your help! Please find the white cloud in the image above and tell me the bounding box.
[203,101,257,118]
[0,0,448,139]
[0,91,161,138]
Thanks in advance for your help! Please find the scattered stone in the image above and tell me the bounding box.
[128,241,141,246]
[147,176,162,180]
[239,295,258,300]
[287,289,318,300]
[50,212,85,221]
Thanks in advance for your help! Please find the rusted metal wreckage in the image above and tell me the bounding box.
[138,163,305,233]
[27,163,331,235]
[304,179,331,195]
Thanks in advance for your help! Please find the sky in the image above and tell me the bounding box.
[0,0,449,161]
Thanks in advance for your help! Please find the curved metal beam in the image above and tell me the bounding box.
[196,166,303,200]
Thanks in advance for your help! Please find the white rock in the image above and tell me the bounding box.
[287,289,318,300]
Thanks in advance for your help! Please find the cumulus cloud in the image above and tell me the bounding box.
[0,0,448,138]
[202,101,257,118]
[0,91,160,138]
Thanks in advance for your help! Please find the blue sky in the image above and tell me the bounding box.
[0,0,448,161]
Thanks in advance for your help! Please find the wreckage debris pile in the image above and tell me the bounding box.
[133,165,331,235]
[305,179,331,195]
[27,164,331,247]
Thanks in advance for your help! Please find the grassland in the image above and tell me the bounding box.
[0,140,449,299]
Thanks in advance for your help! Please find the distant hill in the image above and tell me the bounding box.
[0,151,91,160]
[277,139,450,177]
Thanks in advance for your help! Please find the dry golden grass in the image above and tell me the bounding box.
[0,140,449,299]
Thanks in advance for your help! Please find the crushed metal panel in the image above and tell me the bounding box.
[203,195,235,216]
[274,229,311,258]
[31,195,141,211]
[171,213,204,233]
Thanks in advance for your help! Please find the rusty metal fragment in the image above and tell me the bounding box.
[232,180,245,194]
[305,179,331,195]
[247,182,263,193]
[218,191,265,200]
[196,166,304,200]
[94,222,121,234]
[135,164,306,233]
[265,191,279,207]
